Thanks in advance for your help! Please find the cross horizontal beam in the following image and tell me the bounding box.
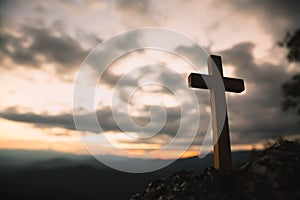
[188,73,245,93]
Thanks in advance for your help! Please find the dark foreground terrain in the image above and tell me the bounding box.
[132,141,300,200]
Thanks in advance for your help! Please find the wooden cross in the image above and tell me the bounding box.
[188,55,245,170]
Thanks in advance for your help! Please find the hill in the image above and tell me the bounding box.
[131,141,300,200]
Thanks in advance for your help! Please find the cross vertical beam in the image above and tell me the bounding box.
[208,55,232,170]
[188,55,245,171]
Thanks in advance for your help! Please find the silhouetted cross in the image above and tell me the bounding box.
[188,55,245,170]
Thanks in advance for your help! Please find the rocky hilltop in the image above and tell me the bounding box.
[131,141,300,200]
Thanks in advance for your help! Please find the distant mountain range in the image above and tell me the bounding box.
[0,149,254,200]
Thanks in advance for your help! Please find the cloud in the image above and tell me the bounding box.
[0,104,197,138]
[0,107,115,133]
[0,107,119,133]
[222,0,300,38]
[216,42,299,144]
[0,23,90,72]
[113,0,161,27]
[1,0,298,149]
[115,0,150,13]
[0,109,77,131]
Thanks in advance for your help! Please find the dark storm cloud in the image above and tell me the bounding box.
[0,24,89,72]
[0,104,198,137]
[113,0,160,26]
[0,0,8,27]
[222,0,300,38]
[216,42,299,144]
[0,0,14,14]
[157,69,186,90]
[82,30,144,85]
[175,44,208,69]
[0,0,103,73]
[221,42,289,89]
[229,0,300,25]
[100,69,138,88]
[0,109,77,131]
[133,105,181,136]
[158,41,300,145]
[115,0,150,16]
[0,107,117,133]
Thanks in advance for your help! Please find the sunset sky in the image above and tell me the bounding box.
[0,0,299,160]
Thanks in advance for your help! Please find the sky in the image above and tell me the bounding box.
[0,0,299,160]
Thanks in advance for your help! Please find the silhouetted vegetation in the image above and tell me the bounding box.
[279,29,300,119]
[278,29,300,62]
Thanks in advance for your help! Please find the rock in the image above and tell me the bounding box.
[131,141,300,200]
